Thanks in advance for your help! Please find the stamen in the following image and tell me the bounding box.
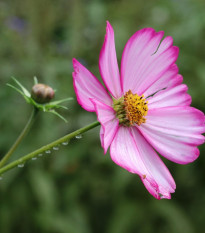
[113,90,148,126]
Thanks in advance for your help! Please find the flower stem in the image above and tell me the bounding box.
[0,121,100,175]
[0,108,39,168]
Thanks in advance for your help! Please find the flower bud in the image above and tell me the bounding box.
[31,83,55,104]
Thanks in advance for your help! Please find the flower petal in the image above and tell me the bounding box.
[139,107,205,164]
[144,64,183,98]
[99,21,122,98]
[148,84,191,109]
[110,126,176,199]
[91,98,119,153]
[121,29,179,95]
[73,58,112,112]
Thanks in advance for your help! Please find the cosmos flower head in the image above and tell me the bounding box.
[72,21,205,199]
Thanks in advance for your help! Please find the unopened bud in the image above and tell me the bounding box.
[31,83,55,104]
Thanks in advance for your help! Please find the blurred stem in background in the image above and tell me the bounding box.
[0,107,39,168]
[0,121,100,175]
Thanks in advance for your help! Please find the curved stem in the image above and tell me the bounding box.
[0,108,38,168]
[0,121,100,175]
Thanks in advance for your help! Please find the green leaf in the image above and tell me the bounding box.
[7,83,31,103]
[49,97,73,106]
[49,110,68,123]
[8,77,72,122]
[11,77,31,97]
[33,76,38,85]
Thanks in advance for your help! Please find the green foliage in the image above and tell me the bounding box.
[8,77,73,122]
[0,0,204,232]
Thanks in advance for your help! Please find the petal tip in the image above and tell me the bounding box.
[72,58,78,66]
[141,176,175,200]
[106,20,112,28]
[72,58,80,73]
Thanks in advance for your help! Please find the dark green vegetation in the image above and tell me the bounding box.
[0,0,204,232]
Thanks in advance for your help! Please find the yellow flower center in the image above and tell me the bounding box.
[113,90,148,126]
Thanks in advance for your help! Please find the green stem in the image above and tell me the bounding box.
[0,108,38,168]
[0,121,100,175]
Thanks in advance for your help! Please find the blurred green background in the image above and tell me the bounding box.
[0,0,205,232]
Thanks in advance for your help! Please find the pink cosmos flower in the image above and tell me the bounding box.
[72,21,205,199]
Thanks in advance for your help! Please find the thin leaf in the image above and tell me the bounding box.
[49,110,68,123]
[33,76,38,85]
[45,104,68,110]
[7,84,31,103]
[7,83,25,96]
[11,77,31,97]
[49,97,73,106]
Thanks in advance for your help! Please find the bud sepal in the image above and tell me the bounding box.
[7,77,73,122]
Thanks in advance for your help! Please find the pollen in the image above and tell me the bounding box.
[124,90,148,126]
[113,90,148,126]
